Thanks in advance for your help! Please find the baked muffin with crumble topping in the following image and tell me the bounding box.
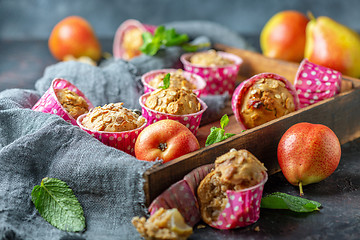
[232,73,300,129]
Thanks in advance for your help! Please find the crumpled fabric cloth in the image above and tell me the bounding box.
[0,21,251,240]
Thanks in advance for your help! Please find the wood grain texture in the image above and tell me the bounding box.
[143,47,360,206]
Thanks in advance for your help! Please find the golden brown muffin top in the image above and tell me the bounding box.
[145,87,201,115]
[81,102,145,132]
[132,208,193,240]
[190,49,234,67]
[197,149,267,224]
[55,88,89,119]
[214,149,267,188]
[240,78,296,129]
[148,70,196,90]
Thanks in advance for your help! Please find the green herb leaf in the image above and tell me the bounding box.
[260,192,321,213]
[220,114,230,129]
[205,114,235,146]
[140,25,210,56]
[159,73,171,89]
[31,177,86,232]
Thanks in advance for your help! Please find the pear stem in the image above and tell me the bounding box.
[307,11,315,21]
[299,182,304,196]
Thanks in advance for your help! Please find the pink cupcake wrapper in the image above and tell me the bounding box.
[149,164,267,229]
[139,93,207,135]
[32,78,94,126]
[295,78,341,93]
[295,58,342,91]
[297,90,337,101]
[231,73,300,130]
[141,69,206,96]
[181,51,243,96]
[209,172,268,230]
[149,164,214,227]
[113,19,156,59]
[148,180,201,227]
[76,114,147,156]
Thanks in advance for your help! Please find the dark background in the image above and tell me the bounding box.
[1,0,360,41]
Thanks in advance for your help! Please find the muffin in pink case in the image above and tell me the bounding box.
[231,73,300,130]
[76,103,147,156]
[181,50,243,96]
[149,164,214,227]
[139,88,207,135]
[197,149,267,229]
[113,19,156,60]
[32,78,94,126]
[141,69,206,96]
[294,59,342,108]
[149,149,268,230]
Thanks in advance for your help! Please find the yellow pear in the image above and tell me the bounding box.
[305,14,360,78]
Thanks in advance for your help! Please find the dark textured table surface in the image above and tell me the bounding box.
[1,39,359,240]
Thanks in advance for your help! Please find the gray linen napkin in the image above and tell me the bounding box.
[1,21,251,240]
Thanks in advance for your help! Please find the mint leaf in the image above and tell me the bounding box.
[260,192,321,213]
[140,25,210,56]
[205,114,235,146]
[220,114,229,129]
[31,177,86,232]
[159,73,171,89]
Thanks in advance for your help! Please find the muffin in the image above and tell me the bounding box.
[139,88,207,135]
[181,50,243,95]
[77,102,147,155]
[113,19,156,60]
[55,88,89,120]
[142,69,206,96]
[132,208,193,240]
[197,149,267,229]
[232,73,300,129]
[32,78,94,126]
[81,102,145,132]
[149,70,197,90]
[189,49,234,67]
[145,88,201,115]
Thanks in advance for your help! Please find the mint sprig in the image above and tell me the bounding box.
[205,114,235,147]
[260,192,321,213]
[31,177,86,232]
[159,73,171,89]
[140,25,210,56]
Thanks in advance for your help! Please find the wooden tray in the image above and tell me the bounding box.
[143,46,360,206]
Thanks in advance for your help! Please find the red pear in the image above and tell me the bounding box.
[277,122,341,195]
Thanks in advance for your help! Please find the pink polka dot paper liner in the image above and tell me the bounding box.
[139,93,208,135]
[141,69,206,96]
[181,51,243,96]
[231,73,300,130]
[76,114,147,156]
[113,19,156,59]
[149,164,267,229]
[149,164,214,227]
[295,59,342,108]
[209,172,268,230]
[32,78,94,126]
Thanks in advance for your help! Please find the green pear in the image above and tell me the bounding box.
[304,14,360,78]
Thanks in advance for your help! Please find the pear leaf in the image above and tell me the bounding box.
[31,177,86,232]
[260,192,321,213]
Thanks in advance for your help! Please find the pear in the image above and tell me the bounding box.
[260,10,309,62]
[277,122,341,196]
[305,14,360,78]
